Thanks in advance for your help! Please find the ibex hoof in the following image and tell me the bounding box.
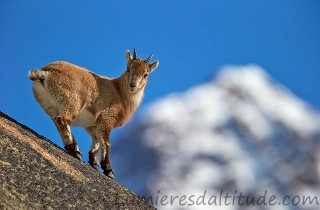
[74,152,82,160]
[104,169,115,179]
[88,152,99,170]
[101,161,115,179]
[65,144,82,160]
[90,163,99,170]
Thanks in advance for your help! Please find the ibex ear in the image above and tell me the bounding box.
[126,50,133,63]
[149,60,159,73]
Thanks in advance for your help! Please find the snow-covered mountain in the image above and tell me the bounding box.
[112,65,320,210]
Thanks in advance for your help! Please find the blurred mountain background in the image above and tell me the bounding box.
[112,65,320,210]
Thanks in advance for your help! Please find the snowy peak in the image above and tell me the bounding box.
[215,65,320,136]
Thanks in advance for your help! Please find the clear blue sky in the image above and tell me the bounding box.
[1,0,319,159]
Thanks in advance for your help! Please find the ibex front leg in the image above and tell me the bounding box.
[54,116,82,160]
[97,126,115,179]
[85,126,100,170]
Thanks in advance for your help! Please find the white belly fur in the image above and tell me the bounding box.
[71,109,96,127]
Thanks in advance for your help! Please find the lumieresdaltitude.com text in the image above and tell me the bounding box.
[115,190,319,207]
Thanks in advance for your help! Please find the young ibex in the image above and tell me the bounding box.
[28,49,159,178]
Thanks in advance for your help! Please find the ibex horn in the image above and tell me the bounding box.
[133,48,137,60]
[145,54,154,64]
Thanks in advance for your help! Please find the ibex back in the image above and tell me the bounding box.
[28,49,159,178]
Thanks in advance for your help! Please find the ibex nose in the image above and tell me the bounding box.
[130,82,136,88]
[130,82,136,91]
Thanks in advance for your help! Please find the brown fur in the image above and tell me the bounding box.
[28,50,159,178]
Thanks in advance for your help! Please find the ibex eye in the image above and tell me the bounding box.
[127,68,130,73]
[144,74,148,78]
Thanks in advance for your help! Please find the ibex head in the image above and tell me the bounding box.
[125,48,159,93]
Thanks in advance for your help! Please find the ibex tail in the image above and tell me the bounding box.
[28,69,48,81]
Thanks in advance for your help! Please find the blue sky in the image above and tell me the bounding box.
[1,1,319,161]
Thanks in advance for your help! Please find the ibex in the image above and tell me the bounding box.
[28,49,159,178]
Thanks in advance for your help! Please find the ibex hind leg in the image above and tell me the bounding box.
[54,115,82,160]
[33,79,82,159]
